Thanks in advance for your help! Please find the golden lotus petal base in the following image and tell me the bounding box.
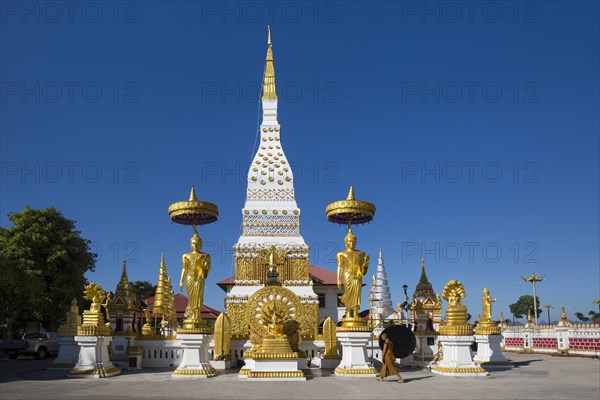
[334,367,377,375]
[67,366,121,377]
[173,367,217,376]
[475,324,502,335]
[247,371,305,379]
[77,325,111,336]
[337,317,371,332]
[438,324,473,336]
[178,327,214,335]
[259,337,294,354]
[239,368,250,375]
[431,365,488,374]
[251,352,300,360]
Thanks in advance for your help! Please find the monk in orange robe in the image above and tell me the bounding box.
[378,332,404,383]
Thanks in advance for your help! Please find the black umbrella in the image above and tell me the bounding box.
[378,325,417,359]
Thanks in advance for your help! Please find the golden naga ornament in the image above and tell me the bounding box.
[438,279,471,336]
[246,286,302,356]
[326,186,376,329]
[78,282,111,336]
[168,185,218,333]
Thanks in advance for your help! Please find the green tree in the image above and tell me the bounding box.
[0,206,96,338]
[574,310,599,323]
[131,280,157,301]
[509,295,542,319]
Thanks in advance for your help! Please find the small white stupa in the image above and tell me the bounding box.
[369,249,395,327]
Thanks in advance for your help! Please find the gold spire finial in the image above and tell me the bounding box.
[421,258,425,269]
[262,26,277,101]
[120,259,128,281]
[189,185,197,202]
[527,309,532,323]
[268,25,272,46]
[347,185,355,200]
[161,252,165,266]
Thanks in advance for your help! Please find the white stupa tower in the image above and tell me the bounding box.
[225,28,319,343]
[370,249,395,323]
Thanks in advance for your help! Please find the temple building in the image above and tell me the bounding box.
[222,29,320,354]
[410,258,442,363]
[368,249,395,327]
[146,294,221,328]
[108,260,136,333]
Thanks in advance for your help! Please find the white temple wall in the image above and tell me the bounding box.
[501,324,600,357]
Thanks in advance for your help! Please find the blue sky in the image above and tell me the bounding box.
[1,1,598,322]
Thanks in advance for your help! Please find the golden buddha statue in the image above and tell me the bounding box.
[180,227,211,328]
[480,288,497,324]
[79,282,111,335]
[337,229,370,322]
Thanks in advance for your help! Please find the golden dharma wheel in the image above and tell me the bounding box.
[326,186,376,225]
[168,186,218,226]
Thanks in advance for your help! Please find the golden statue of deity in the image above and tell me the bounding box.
[337,229,370,321]
[79,282,111,335]
[180,227,211,328]
[480,288,497,324]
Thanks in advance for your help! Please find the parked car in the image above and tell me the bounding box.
[0,332,59,359]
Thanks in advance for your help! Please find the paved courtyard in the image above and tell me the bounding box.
[1,353,598,400]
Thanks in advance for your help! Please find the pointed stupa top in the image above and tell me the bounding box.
[189,186,197,202]
[347,185,355,200]
[370,248,395,321]
[262,25,277,101]
[120,258,129,282]
[113,259,134,307]
[413,258,435,300]
[152,253,170,316]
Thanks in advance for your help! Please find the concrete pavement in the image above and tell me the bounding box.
[1,353,598,400]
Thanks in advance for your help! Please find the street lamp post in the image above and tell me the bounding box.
[521,273,544,325]
[543,304,553,325]
[402,284,409,327]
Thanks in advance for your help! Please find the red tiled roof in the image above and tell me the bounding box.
[308,265,338,285]
[216,265,339,291]
[145,294,221,320]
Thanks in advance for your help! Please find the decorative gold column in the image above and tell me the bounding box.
[326,186,376,330]
[168,185,219,334]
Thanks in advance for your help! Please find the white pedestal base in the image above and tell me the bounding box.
[211,359,236,370]
[320,357,341,369]
[431,335,488,377]
[335,331,377,377]
[474,334,511,366]
[247,357,306,381]
[172,334,216,378]
[50,336,79,369]
[67,336,121,378]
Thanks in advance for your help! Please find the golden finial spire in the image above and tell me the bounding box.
[347,185,355,200]
[262,26,277,101]
[189,185,197,202]
[268,25,272,46]
[527,309,532,323]
[120,258,128,281]
[421,258,425,269]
